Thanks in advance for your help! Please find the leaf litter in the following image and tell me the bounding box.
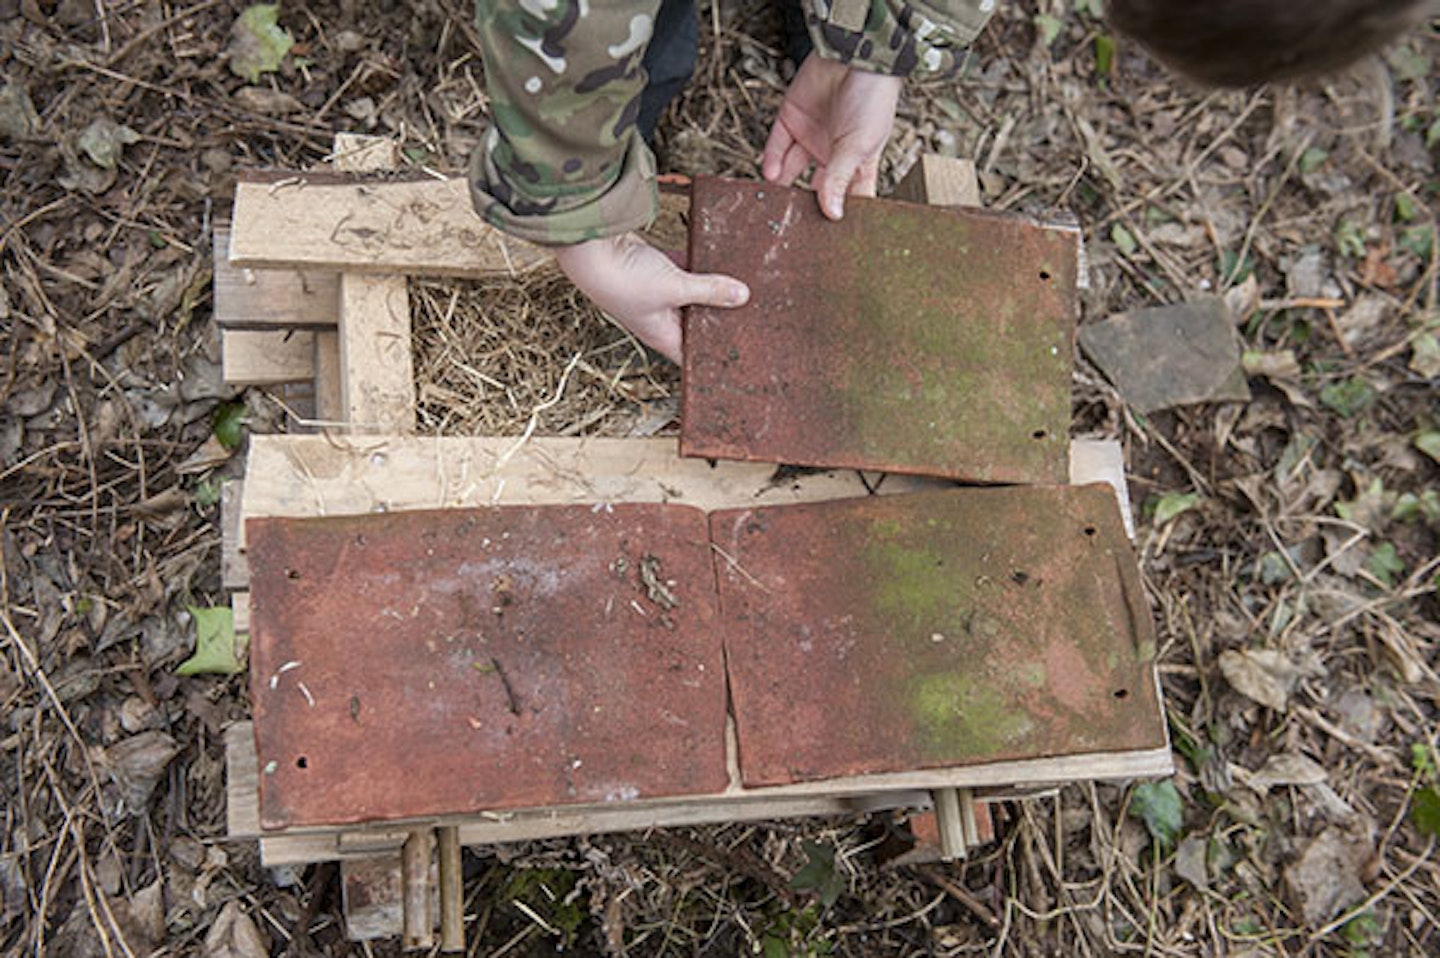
[0,1,1437,956]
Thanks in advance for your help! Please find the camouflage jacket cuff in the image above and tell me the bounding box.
[806,0,995,77]
[468,132,659,247]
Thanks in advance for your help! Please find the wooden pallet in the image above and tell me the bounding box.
[218,144,1163,948]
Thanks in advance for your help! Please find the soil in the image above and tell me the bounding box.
[2,2,1437,956]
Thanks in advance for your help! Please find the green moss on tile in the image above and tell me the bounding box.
[910,671,1035,760]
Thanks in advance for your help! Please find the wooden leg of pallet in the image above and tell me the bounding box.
[401,828,436,950]
[342,855,405,941]
[932,787,968,860]
[437,825,464,952]
[892,154,981,207]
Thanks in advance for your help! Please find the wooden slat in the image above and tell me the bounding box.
[342,856,405,941]
[213,226,339,330]
[893,154,982,207]
[234,434,1128,575]
[224,719,1168,865]
[222,329,315,386]
[221,480,248,590]
[228,176,548,278]
[331,133,402,174]
[314,329,343,425]
[338,274,415,433]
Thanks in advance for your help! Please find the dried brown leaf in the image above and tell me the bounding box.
[1284,826,1372,926]
[203,900,268,958]
[103,730,181,813]
[1219,648,1318,712]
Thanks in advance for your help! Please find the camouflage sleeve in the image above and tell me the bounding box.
[469,0,660,246]
[804,0,996,76]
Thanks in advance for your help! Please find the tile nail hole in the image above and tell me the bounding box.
[1113,689,1129,699]
[295,756,309,769]
[1083,526,1097,537]
[1039,270,1052,281]
[1031,429,1047,440]
[285,568,301,580]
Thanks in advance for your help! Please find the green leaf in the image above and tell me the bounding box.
[1428,118,1440,150]
[1034,13,1064,47]
[1392,490,1440,525]
[1334,219,1367,259]
[193,476,223,509]
[228,4,294,83]
[789,841,845,908]
[1399,225,1436,261]
[1319,377,1376,418]
[1385,46,1432,82]
[1298,147,1329,175]
[1094,33,1115,76]
[1412,786,1440,838]
[1415,431,1440,464]
[1256,551,1293,586]
[176,606,244,676]
[1412,743,1438,780]
[1110,223,1138,257]
[1394,192,1420,223]
[77,117,140,170]
[1152,491,1200,526]
[1364,542,1405,587]
[1218,248,1254,284]
[213,401,247,451]
[1130,780,1184,851]
[1408,331,1440,379]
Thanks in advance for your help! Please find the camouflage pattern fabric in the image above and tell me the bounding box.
[470,0,995,245]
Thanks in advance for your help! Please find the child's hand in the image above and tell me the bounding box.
[761,56,904,220]
[554,233,750,363]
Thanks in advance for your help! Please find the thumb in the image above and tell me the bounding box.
[681,271,751,309]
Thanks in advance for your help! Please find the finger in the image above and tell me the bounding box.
[817,149,864,220]
[776,141,812,187]
[761,121,795,183]
[622,311,684,365]
[681,270,751,309]
[850,153,881,198]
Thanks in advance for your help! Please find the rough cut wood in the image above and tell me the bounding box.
[342,856,405,941]
[401,830,435,950]
[222,329,316,386]
[314,330,343,425]
[893,154,982,207]
[224,719,1167,865]
[221,480,248,590]
[213,226,339,330]
[228,175,548,277]
[233,434,1130,573]
[338,274,415,433]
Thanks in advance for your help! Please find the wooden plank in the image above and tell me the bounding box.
[221,480,248,590]
[231,591,250,635]
[224,719,1167,865]
[342,856,405,941]
[332,133,401,174]
[338,274,415,433]
[228,175,548,278]
[437,827,463,953]
[1071,438,1134,536]
[314,332,343,425]
[213,226,339,330]
[401,830,435,950]
[222,329,316,386]
[234,435,1124,572]
[893,154,981,207]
